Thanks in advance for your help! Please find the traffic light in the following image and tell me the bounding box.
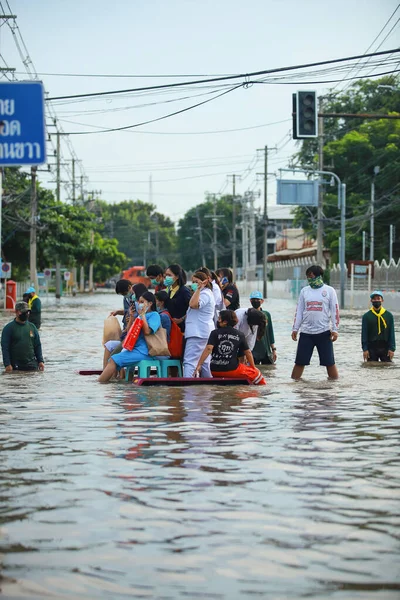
[295,91,318,138]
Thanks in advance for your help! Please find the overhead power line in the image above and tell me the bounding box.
[46,48,400,102]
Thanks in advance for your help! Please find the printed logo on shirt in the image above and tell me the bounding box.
[29,330,34,337]
[218,340,235,355]
[322,290,327,297]
[306,301,323,312]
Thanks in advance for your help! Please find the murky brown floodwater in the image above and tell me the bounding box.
[0,292,399,599]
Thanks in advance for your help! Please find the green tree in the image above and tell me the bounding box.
[292,76,400,262]
[93,199,178,267]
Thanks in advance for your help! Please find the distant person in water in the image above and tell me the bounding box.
[291,265,339,380]
[25,286,41,329]
[362,291,395,362]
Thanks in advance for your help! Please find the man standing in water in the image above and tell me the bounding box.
[1,301,44,372]
[291,265,339,380]
[361,291,395,362]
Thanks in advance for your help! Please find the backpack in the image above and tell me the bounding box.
[164,311,184,358]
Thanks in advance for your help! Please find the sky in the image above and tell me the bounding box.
[2,0,399,224]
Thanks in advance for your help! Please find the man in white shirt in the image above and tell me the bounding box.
[291,265,339,380]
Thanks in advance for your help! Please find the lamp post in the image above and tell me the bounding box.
[280,168,346,308]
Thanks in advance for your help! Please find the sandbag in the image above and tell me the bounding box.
[102,315,122,345]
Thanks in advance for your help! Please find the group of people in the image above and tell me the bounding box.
[0,266,396,379]
[99,264,276,385]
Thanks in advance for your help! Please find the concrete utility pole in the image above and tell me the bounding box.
[212,196,218,271]
[55,131,62,298]
[72,158,76,203]
[317,97,324,266]
[30,167,38,291]
[80,175,84,202]
[362,231,366,261]
[232,174,237,279]
[370,166,380,262]
[241,199,248,275]
[263,146,269,298]
[195,207,206,266]
[389,225,395,262]
[229,174,240,280]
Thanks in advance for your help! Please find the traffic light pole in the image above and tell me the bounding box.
[280,168,346,308]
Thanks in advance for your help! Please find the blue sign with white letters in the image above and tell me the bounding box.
[0,81,46,166]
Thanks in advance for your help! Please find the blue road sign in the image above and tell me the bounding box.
[0,81,46,166]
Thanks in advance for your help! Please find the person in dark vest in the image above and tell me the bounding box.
[1,301,44,372]
[362,291,396,362]
[25,286,41,329]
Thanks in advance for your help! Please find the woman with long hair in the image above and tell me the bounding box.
[198,266,224,323]
[235,307,267,351]
[164,263,191,330]
[183,271,215,378]
[99,291,160,383]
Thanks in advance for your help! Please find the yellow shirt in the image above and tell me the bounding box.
[169,282,179,299]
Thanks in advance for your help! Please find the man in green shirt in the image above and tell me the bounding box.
[248,291,277,364]
[361,291,396,362]
[1,301,44,372]
[25,286,41,329]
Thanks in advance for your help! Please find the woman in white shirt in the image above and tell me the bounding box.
[183,271,215,378]
[235,307,267,351]
[197,266,224,324]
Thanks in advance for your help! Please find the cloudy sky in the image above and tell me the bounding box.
[3,0,399,222]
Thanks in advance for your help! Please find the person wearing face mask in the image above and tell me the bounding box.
[362,291,396,362]
[197,266,224,325]
[104,282,147,366]
[248,291,277,364]
[183,271,215,378]
[99,292,161,382]
[291,265,340,380]
[1,301,44,372]
[216,267,240,311]
[146,264,166,293]
[164,264,191,330]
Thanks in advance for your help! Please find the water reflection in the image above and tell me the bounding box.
[0,294,399,599]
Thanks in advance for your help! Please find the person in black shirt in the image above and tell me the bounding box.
[216,267,240,311]
[193,310,266,385]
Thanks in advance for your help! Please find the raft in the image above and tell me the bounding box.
[78,371,250,385]
[132,377,250,386]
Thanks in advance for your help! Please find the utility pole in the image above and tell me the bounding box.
[56,131,61,202]
[362,231,366,261]
[389,225,395,262]
[55,131,62,298]
[205,194,222,271]
[72,158,76,203]
[195,206,206,266]
[370,166,380,262]
[229,174,240,280]
[212,196,218,271]
[263,146,269,298]
[80,174,84,202]
[317,96,324,265]
[30,167,38,291]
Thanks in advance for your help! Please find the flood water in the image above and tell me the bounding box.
[0,292,399,599]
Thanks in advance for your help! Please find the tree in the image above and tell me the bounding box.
[292,76,400,262]
[1,168,127,281]
[93,199,178,267]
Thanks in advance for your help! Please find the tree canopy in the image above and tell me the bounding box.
[292,76,400,262]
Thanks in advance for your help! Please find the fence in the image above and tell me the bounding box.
[330,259,400,292]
